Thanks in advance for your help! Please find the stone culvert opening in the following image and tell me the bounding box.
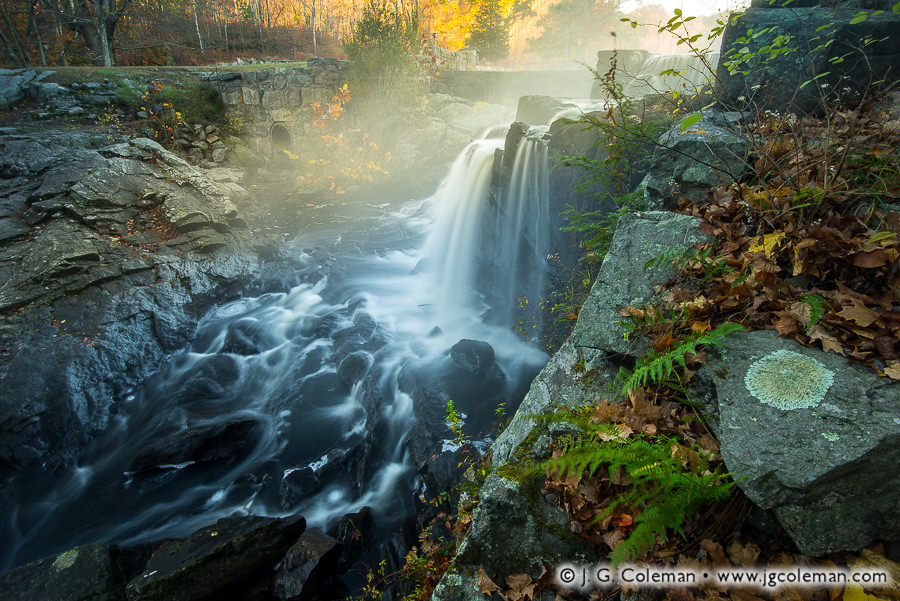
[271,124,292,155]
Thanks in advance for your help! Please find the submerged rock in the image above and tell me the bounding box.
[127,418,259,475]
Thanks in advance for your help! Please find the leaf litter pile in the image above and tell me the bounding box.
[472,93,900,601]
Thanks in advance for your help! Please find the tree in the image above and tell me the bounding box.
[44,0,133,65]
[343,0,420,108]
[526,0,622,64]
[468,0,531,61]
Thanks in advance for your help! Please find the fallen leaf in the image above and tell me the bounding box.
[603,528,627,550]
[807,325,844,355]
[747,231,786,258]
[883,362,900,380]
[837,298,881,328]
[478,566,500,595]
[700,540,731,567]
[851,250,889,268]
[726,539,761,566]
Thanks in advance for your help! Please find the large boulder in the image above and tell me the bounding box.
[641,113,749,208]
[697,330,900,556]
[273,527,342,601]
[127,419,259,475]
[514,95,576,126]
[715,2,900,113]
[0,543,124,601]
[433,213,712,601]
[571,211,712,355]
[0,131,260,476]
[124,514,306,601]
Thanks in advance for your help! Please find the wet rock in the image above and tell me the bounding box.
[125,514,306,601]
[0,542,125,601]
[450,339,494,375]
[698,330,900,556]
[221,317,272,355]
[0,217,28,242]
[337,351,371,387]
[280,466,322,508]
[331,506,374,570]
[273,528,342,601]
[0,130,259,475]
[515,95,575,126]
[128,419,259,474]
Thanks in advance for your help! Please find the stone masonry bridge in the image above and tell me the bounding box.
[204,57,349,157]
[204,57,597,157]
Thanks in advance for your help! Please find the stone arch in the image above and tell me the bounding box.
[270,123,293,155]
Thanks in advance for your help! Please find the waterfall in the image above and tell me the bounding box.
[424,137,503,325]
[593,52,719,99]
[493,132,550,328]
[424,127,552,332]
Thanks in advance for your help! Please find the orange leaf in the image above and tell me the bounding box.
[691,320,711,335]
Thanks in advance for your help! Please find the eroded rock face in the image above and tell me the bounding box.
[716,2,900,114]
[0,131,263,475]
[697,330,900,556]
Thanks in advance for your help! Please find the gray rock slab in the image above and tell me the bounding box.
[699,330,900,555]
[571,211,711,356]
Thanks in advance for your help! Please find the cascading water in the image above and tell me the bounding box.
[0,123,552,575]
[494,131,550,327]
[423,136,503,325]
[624,53,718,98]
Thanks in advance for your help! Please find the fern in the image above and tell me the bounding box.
[540,434,735,566]
[614,323,745,400]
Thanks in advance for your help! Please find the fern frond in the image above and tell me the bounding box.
[615,323,745,400]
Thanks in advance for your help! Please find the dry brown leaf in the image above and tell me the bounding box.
[502,574,536,601]
[700,539,731,567]
[727,539,762,566]
[807,324,844,355]
[837,298,881,328]
[478,566,500,595]
[852,250,890,268]
[597,423,633,442]
[602,528,627,551]
[883,362,900,380]
[774,312,800,336]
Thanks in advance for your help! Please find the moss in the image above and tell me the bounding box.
[52,548,79,570]
[744,349,834,410]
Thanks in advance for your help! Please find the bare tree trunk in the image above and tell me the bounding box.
[221,0,228,50]
[0,2,31,66]
[0,26,23,68]
[31,11,47,65]
[311,0,316,54]
[194,0,204,52]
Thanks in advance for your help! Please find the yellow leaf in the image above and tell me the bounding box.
[747,231,786,258]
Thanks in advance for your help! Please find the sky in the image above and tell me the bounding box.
[619,0,750,16]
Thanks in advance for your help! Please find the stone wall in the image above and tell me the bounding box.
[204,57,349,156]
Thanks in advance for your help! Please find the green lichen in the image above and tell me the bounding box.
[822,432,839,442]
[744,349,834,410]
[53,549,79,570]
